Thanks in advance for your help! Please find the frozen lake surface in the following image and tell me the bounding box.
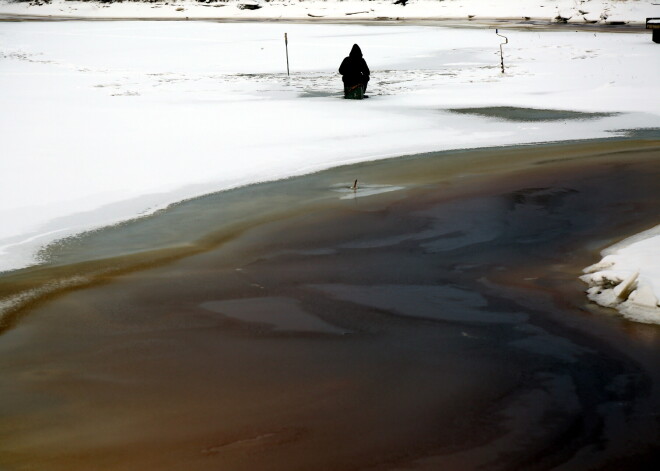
[1,20,658,273]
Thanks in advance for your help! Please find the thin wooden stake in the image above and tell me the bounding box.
[284,32,290,76]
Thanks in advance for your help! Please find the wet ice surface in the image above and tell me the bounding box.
[311,284,527,324]
[200,297,348,334]
[224,151,660,467]
[1,21,659,272]
[331,182,404,200]
[510,324,592,363]
[415,197,507,252]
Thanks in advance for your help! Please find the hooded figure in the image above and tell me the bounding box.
[339,44,370,98]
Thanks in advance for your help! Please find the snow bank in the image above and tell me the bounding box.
[0,0,658,24]
[0,20,658,275]
[581,226,660,324]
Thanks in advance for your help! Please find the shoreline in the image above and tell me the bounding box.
[0,14,651,31]
[1,0,657,27]
[1,136,660,470]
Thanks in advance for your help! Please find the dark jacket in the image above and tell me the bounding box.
[339,44,370,86]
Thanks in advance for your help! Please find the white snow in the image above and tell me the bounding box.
[581,226,660,323]
[0,0,657,24]
[0,3,659,323]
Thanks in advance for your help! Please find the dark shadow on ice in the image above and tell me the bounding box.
[448,106,618,122]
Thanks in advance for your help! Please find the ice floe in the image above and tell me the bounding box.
[581,225,660,324]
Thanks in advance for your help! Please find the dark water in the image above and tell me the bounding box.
[0,139,659,470]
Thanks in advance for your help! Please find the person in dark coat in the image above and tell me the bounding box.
[339,44,370,98]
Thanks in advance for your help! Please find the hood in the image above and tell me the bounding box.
[349,44,363,59]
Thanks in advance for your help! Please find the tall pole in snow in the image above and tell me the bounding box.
[284,33,290,76]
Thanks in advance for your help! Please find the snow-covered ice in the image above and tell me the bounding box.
[581,226,660,323]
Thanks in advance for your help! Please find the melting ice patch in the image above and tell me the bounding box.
[311,284,528,324]
[332,183,404,200]
[200,297,349,334]
[447,107,617,123]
